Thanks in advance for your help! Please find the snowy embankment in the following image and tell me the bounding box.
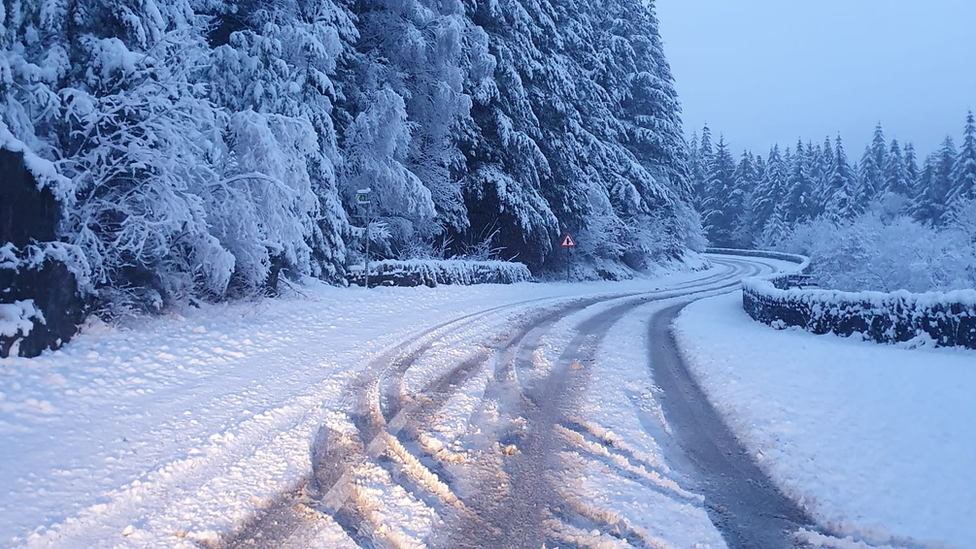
[0,258,707,548]
[675,292,976,549]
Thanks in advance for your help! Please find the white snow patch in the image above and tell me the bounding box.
[675,291,976,549]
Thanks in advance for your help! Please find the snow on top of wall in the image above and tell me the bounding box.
[743,275,976,309]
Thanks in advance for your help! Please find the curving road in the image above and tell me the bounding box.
[218,255,817,549]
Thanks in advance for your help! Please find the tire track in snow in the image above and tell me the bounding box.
[218,258,758,548]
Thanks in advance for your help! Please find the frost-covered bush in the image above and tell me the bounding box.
[783,211,976,293]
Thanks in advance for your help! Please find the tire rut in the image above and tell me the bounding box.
[216,257,761,549]
[648,302,817,549]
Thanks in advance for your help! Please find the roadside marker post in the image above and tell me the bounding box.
[560,234,576,282]
[357,189,372,288]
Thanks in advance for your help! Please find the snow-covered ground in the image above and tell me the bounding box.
[675,292,976,549]
[0,258,753,549]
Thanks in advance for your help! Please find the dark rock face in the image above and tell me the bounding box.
[1,149,88,358]
[0,254,87,357]
[1,149,60,246]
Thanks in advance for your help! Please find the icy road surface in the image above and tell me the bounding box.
[2,255,803,549]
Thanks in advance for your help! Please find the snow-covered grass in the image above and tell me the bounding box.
[675,292,976,549]
[0,263,723,548]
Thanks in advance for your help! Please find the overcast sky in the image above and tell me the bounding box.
[656,0,976,158]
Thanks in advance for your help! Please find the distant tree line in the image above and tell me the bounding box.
[692,113,976,248]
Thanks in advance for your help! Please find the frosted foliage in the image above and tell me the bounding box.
[343,88,436,245]
[62,34,235,306]
[209,111,322,293]
[784,213,976,293]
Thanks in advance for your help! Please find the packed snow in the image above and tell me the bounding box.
[1,258,735,548]
[675,291,976,549]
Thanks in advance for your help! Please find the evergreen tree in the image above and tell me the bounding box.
[784,139,815,224]
[814,136,834,216]
[948,111,976,211]
[857,143,883,208]
[688,131,706,210]
[699,124,714,171]
[904,142,921,199]
[750,145,787,241]
[915,137,957,225]
[691,124,713,210]
[824,136,858,221]
[731,150,759,247]
[700,137,736,246]
[912,153,938,222]
[884,139,910,198]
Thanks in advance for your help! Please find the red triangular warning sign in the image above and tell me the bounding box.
[560,234,576,248]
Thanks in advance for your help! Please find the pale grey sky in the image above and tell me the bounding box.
[656,0,976,158]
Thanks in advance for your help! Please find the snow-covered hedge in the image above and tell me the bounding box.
[346,260,532,288]
[726,249,976,350]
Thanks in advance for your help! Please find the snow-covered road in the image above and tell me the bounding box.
[1,255,794,549]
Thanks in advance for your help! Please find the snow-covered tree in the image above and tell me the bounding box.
[915,137,956,226]
[784,139,815,224]
[730,151,759,247]
[947,111,976,214]
[883,139,910,199]
[750,145,787,242]
[701,137,736,246]
[824,136,858,221]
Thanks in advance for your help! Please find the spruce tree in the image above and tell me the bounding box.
[731,151,759,247]
[904,142,921,199]
[701,137,736,246]
[857,144,883,209]
[884,139,910,198]
[824,136,858,221]
[814,136,834,216]
[750,145,787,241]
[784,139,815,224]
[948,111,976,211]
[915,137,957,225]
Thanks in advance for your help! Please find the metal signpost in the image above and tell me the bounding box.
[560,234,576,282]
[357,189,372,289]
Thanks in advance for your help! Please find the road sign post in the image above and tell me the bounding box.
[560,234,576,282]
[357,189,372,288]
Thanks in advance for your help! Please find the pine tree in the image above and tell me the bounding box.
[731,151,759,247]
[947,111,976,213]
[692,124,714,210]
[814,136,834,216]
[824,136,858,221]
[857,144,883,209]
[912,153,938,222]
[904,142,921,198]
[689,131,706,210]
[750,145,787,241]
[915,137,957,226]
[884,139,910,197]
[701,137,736,246]
[784,139,815,224]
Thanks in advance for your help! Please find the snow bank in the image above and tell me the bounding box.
[347,259,532,287]
[675,292,976,549]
